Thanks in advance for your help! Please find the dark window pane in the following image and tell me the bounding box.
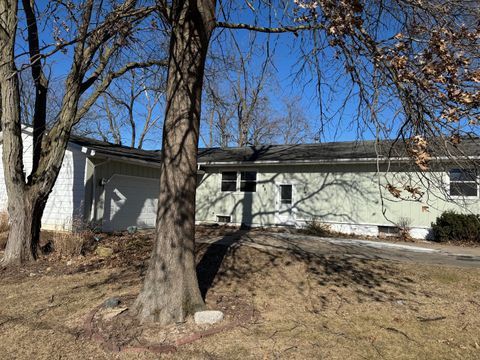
[222,172,237,181]
[449,169,476,182]
[450,182,478,197]
[221,172,237,192]
[280,185,292,201]
[221,181,236,192]
[240,171,256,192]
[240,181,256,192]
[241,171,257,181]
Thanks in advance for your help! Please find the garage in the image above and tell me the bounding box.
[102,174,159,232]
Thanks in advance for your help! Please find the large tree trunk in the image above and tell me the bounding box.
[2,190,45,264]
[134,0,216,324]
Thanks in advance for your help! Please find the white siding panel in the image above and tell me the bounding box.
[42,146,87,230]
[0,131,87,230]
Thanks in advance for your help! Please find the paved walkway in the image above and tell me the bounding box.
[197,231,480,268]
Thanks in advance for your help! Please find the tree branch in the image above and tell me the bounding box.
[76,59,168,122]
[216,22,326,34]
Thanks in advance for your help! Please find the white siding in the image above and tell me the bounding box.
[0,130,87,230]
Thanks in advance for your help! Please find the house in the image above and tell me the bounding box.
[0,126,479,238]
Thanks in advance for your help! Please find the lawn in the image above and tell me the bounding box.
[0,229,480,359]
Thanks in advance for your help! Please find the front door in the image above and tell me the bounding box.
[276,183,296,225]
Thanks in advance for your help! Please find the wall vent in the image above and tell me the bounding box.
[378,225,399,236]
[216,215,231,223]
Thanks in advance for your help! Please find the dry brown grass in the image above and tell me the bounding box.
[0,211,9,250]
[52,231,89,257]
[51,218,98,257]
[0,233,480,359]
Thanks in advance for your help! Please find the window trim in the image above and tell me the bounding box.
[448,168,479,199]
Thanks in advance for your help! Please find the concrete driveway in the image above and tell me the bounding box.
[197,231,480,268]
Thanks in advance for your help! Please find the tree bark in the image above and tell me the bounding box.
[134,0,216,324]
[2,190,45,264]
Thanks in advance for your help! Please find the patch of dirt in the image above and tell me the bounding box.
[85,293,256,354]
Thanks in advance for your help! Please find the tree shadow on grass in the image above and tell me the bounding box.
[196,231,245,299]
[195,230,418,307]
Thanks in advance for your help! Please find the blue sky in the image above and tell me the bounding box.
[16,1,398,150]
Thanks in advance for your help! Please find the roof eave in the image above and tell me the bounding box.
[198,155,480,167]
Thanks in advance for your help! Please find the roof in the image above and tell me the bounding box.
[70,134,480,166]
[197,141,404,164]
[70,135,161,163]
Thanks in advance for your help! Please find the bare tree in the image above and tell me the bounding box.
[276,97,311,144]
[200,24,281,148]
[133,0,478,325]
[0,0,167,264]
[202,82,233,147]
[78,66,166,149]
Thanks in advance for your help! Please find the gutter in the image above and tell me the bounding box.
[197,155,480,167]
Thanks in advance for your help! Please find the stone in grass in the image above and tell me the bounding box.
[194,310,224,325]
[95,246,113,257]
[104,297,121,308]
[103,307,128,320]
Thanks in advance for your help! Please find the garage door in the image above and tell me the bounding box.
[103,175,159,232]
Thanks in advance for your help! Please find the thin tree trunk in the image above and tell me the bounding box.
[134,0,216,325]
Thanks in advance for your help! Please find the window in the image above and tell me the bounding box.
[221,171,257,192]
[221,172,237,192]
[240,171,257,192]
[449,169,478,197]
[280,185,292,204]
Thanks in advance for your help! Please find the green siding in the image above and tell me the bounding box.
[90,158,160,223]
[89,157,480,232]
[196,163,480,228]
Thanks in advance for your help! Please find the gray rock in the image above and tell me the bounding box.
[194,310,224,325]
[104,297,121,308]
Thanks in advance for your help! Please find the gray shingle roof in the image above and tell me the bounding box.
[70,135,161,162]
[70,135,480,165]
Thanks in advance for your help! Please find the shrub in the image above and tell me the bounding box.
[52,231,86,257]
[52,217,98,257]
[431,211,480,243]
[396,217,413,242]
[302,218,333,237]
